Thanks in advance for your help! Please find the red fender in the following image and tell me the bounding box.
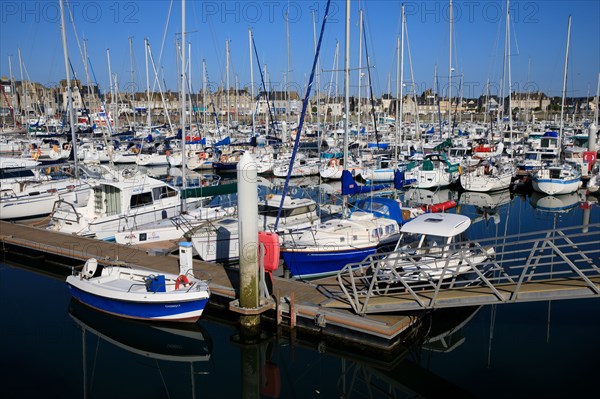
[258,232,280,272]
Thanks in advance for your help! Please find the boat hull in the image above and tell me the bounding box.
[67,283,209,323]
[281,246,378,279]
[532,177,581,195]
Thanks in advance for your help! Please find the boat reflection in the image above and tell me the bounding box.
[69,299,212,361]
[403,187,457,207]
[69,299,212,398]
[529,191,581,213]
[459,189,512,210]
[275,306,483,399]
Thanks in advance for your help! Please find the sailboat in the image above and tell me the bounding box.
[404,152,460,189]
[532,16,582,196]
[459,155,514,192]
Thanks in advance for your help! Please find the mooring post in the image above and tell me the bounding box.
[178,241,194,277]
[589,123,597,156]
[290,291,296,328]
[237,152,260,332]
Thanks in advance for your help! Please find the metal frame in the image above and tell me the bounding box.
[336,223,600,315]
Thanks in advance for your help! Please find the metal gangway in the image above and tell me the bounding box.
[332,223,600,315]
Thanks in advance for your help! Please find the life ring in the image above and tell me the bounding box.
[166,150,171,156]
[175,274,190,289]
[199,152,208,160]
[329,159,339,167]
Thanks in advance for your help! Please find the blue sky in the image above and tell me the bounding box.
[1,0,598,99]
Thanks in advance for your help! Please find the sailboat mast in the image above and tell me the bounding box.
[226,39,230,137]
[447,0,453,137]
[357,9,363,134]
[312,10,321,151]
[202,59,207,127]
[8,55,17,127]
[397,5,405,158]
[507,2,513,146]
[559,15,571,147]
[248,29,255,136]
[129,36,135,126]
[59,0,79,177]
[181,0,187,210]
[17,48,26,127]
[343,0,350,174]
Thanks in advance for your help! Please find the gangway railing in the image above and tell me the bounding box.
[335,223,600,315]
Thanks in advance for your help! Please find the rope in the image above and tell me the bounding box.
[274,0,332,231]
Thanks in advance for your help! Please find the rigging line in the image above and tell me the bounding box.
[156,0,174,78]
[274,0,332,232]
[146,43,176,135]
[404,16,422,138]
[88,57,117,167]
[203,66,222,135]
[362,19,379,147]
[251,37,279,135]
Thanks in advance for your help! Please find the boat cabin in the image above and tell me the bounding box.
[398,213,471,256]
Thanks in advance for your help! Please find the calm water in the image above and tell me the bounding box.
[1,186,599,399]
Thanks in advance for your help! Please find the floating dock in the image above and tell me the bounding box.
[3,219,599,351]
[0,221,418,350]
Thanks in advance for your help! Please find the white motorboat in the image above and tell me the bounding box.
[49,166,195,240]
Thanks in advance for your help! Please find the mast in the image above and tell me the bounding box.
[248,29,254,136]
[312,10,321,151]
[107,48,116,132]
[59,0,79,177]
[398,4,405,156]
[144,38,152,128]
[595,72,599,126]
[507,2,513,146]
[343,0,350,213]
[8,55,17,128]
[559,15,571,150]
[447,0,453,137]
[82,40,93,122]
[285,10,291,141]
[129,36,135,126]
[189,42,193,129]
[357,9,363,135]
[226,39,230,137]
[181,0,187,210]
[202,59,207,127]
[17,48,26,127]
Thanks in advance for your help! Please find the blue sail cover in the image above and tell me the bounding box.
[214,136,231,147]
[342,170,389,195]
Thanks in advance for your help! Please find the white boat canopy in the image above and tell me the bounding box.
[400,213,471,237]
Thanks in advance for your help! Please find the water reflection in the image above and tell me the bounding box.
[529,191,581,213]
[69,299,212,398]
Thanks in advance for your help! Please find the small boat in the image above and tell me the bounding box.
[66,250,210,323]
[531,163,582,195]
[371,213,495,284]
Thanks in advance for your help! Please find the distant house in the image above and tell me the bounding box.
[510,92,550,111]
